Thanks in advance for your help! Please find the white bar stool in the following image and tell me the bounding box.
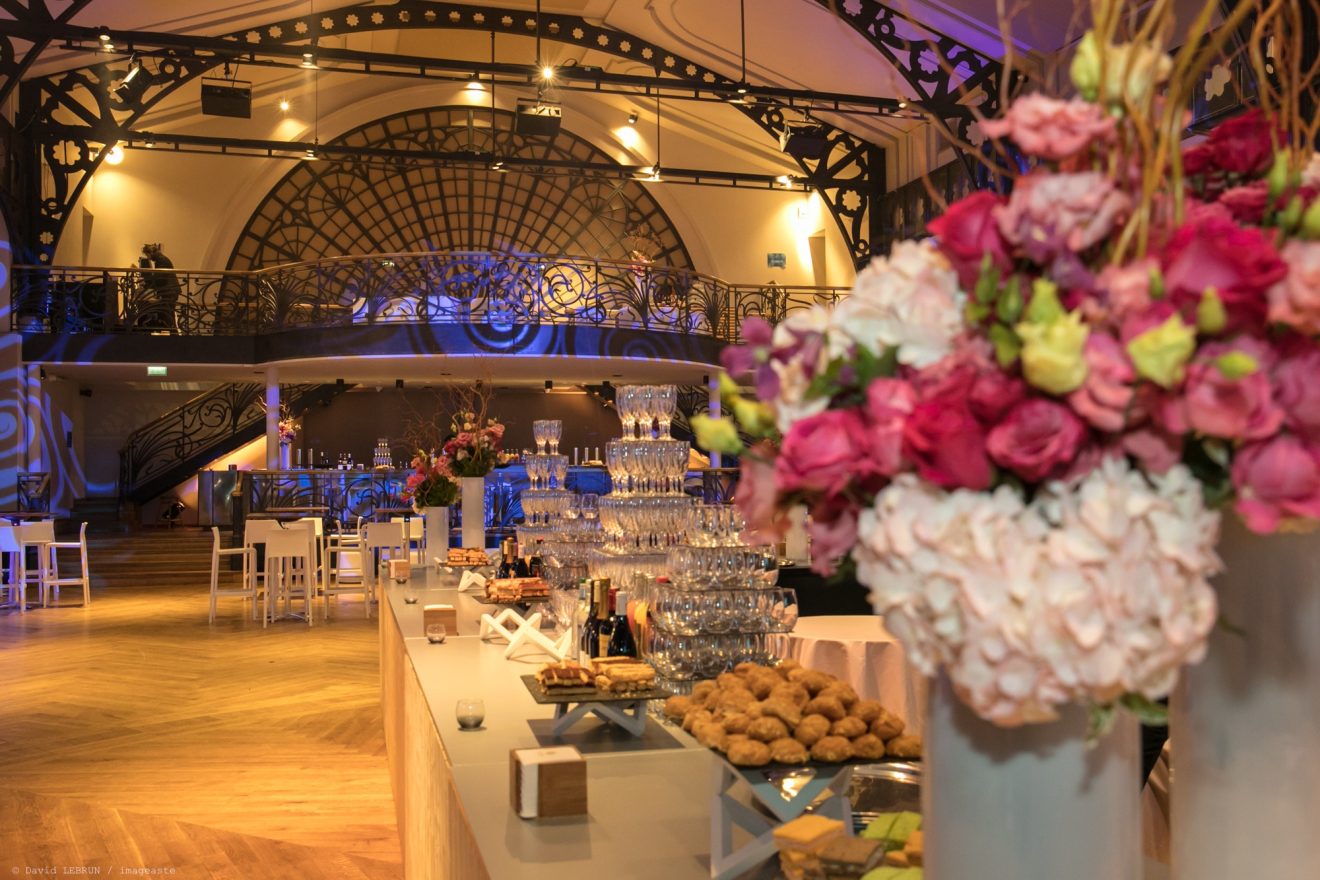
[209,526,256,622]
[0,525,32,613]
[44,521,91,607]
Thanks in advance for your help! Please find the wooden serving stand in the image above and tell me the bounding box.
[709,755,855,880]
[519,674,667,737]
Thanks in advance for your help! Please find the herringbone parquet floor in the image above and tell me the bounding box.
[0,547,402,880]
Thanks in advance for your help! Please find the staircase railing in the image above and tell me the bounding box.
[117,382,350,505]
[11,250,849,344]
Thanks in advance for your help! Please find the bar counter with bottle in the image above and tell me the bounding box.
[381,567,720,880]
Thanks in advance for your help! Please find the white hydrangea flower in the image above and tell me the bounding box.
[855,459,1221,726]
[830,239,966,368]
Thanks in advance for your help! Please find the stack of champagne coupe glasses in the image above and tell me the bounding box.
[517,420,602,589]
[588,385,695,587]
[640,503,797,695]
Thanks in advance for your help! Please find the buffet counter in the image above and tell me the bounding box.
[379,571,720,880]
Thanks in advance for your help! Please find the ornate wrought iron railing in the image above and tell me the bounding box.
[11,251,850,343]
[118,381,349,505]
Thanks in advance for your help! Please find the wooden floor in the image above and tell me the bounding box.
[0,552,403,879]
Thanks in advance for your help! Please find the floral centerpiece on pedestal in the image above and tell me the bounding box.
[697,1,1320,731]
[403,450,459,513]
[443,411,510,478]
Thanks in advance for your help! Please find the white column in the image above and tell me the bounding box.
[265,367,280,469]
[707,373,721,469]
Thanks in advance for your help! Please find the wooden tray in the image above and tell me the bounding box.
[471,593,548,607]
[519,674,669,705]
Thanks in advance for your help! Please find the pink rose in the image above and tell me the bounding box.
[806,505,858,576]
[1272,337,1320,440]
[902,393,993,490]
[980,95,1116,161]
[1267,239,1320,334]
[1171,338,1283,441]
[927,190,1013,291]
[775,409,874,498]
[734,447,787,545]
[1232,436,1320,533]
[986,399,1089,483]
[1067,333,1136,433]
[864,378,916,476]
[1093,259,1157,328]
[1122,425,1183,474]
[996,171,1132,271]
[969,370,1027,423]
[1162,214,1287,332]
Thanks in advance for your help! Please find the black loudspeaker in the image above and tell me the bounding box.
[514,98,562,137]
[780,125,830,161]
[201,79,252,118]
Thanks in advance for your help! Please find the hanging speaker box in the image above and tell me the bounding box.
[514,98,562,137]
[201,79,253,119]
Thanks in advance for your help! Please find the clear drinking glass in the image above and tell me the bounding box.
[426,622,447,643]
[456,698,485,730]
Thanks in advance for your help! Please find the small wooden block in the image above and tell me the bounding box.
[510,746,587,820]
[423,604,458,635]
[388,558,410,580]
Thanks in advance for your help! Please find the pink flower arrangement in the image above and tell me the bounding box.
[402,450,459,510]
[692,41,1320,726]
[442,411,510,477]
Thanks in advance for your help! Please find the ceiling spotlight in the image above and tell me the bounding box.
[102,144,124,165]
[278,98,291,112]
[544,380,554,392]
[97,31,111,44]
[776,174,793,189]
[395,379,404,390]
[301,51,317,69]
[103,43,116,52]
[144,136,155,148]
[897,100,908,109]
[627,111,638,125]
[491,159,507,172]
[304,146,318,160]
[736,83,748,94]
[540,65,555,81]
[465,73,485,91]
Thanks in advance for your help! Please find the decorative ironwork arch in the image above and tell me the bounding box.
[11,1,889,266]
[227,106,693,270]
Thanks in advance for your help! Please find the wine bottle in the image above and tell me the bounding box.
[527,541,545,579]
[496,538,518,579]
[606,590,636,658]
[580,579,601,662]
[594,578,614,658]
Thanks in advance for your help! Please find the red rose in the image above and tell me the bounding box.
[1218,183,1271,224]
[1161,214,1287,332]
[775,409,874,498]
[902,393,992,490]
[1182,143,1216,177]
[927,190,1013,291]
[986,398,1089,483]
[969,370,1027,424]
[1206,108,1279,177]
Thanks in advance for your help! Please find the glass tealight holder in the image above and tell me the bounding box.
[426,622,447,644]
[456,698,485,730]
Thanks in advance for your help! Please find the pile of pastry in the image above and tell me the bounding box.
[486,577,550,602]
[661,660,921,767]
[446,548,489,566]
[534,657,657,696]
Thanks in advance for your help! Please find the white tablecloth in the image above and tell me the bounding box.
[771,615,927,735]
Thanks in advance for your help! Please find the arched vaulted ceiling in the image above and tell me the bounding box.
[227,105,693,269]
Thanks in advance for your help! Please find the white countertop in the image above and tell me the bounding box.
[383,572,739,880]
